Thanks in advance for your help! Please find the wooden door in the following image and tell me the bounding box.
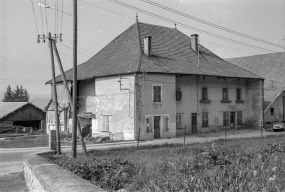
[154,116,161,139]
[230,112,235,129]
[191,113,197,133]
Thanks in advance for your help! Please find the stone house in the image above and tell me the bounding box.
[46,22,264,140]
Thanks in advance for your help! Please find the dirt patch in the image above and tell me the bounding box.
[0,172,28,192]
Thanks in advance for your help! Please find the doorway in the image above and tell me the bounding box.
[154,116,161,139]
[191,113,197,133]
[230,112,235,129]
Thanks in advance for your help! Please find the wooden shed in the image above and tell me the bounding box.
[0,102,46,131]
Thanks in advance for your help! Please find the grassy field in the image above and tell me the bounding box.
[42,134,285,191]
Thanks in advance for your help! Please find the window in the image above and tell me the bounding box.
[223,88,228,100]
[223,112,229,126]
[271,108,274,115]
[146,117,152,132]
[176,114,182,128]
[153,86,162,102]
[202,87,208,101]
[102,115,109,132]
[164,116,169,131]
[202,112,209,127]
[236,88,242,101]
[237,111,242,125]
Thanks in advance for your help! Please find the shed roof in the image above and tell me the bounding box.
[47,22,261,84]
[0,102,46,120]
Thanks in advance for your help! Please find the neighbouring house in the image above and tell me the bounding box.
[227,52,285,127]
[0,102,47,131]
[46,22,264,141]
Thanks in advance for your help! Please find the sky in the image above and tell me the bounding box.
[0,0,284,99]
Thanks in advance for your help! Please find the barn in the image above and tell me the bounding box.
[0,102,46,131]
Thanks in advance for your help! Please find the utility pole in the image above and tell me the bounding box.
[52,40,88,156]
[48,33,61,155]
[72,0,78,158]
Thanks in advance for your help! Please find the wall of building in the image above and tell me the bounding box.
[264,92,285,126]
[93,75,135,140]
[176,76,248,133]
[137,74,176,140]
[78,79,96,114]
[245,79,263,128]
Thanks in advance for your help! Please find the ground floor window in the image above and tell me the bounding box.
[237,111,242,125]
[163,116,169,131]
[102,115,109,132]
[146,117,152,132]
[202,112,208,127]
[176,114,182,128]
[223,112,229,126]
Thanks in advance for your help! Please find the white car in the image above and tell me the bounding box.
[273,121,285,132]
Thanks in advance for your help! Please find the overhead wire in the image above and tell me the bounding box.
[141,0,285,49]
[30,0,39,35]
[61,0,64,33]
[44,0,49,34]
[39,0,45,34]
[106,0,280,54]
[58,42,92,58]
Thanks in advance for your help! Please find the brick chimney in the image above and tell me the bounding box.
[144,36,152,56]
[190,34,199,52]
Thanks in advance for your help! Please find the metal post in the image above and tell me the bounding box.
[52,40,88,156]
[184,125,186,146]
[137,127,140,146]
[49,34,61,155]
[72,0,78,158]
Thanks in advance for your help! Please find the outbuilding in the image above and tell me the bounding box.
[0,102,46,131]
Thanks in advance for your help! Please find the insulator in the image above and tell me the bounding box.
[43,39,45,43]
[60,38,63,42]
[37,39,40,43]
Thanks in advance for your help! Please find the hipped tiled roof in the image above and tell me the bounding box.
[48,22,261,84]
[226,52,285,102]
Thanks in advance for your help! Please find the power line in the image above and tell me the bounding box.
[30,0,39,34]
[39,0,45,34]
[61,0,64,33]
[106,0,280,54]
[141,0,285,49]
[79,0,135,20]
[44,0,49,34]
[58,42,91,58]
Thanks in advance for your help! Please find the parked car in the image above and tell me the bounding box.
[273,121,285,132]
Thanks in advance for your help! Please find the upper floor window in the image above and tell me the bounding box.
[223,88,228,100]
[202,87,208,101]
[153,85,162,102]
[236,88,242,101]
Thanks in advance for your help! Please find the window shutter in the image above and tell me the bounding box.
[149,116,153,132]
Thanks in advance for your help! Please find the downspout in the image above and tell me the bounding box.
[197,76,199,131]
[262,79,264,130]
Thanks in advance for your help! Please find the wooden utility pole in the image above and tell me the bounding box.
[52,40,88,156]
[48,33,61,155]
[72,0,78,158]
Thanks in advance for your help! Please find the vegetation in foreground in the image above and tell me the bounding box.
[41,135,285,191]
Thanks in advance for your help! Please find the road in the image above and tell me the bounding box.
[0,129,284,176]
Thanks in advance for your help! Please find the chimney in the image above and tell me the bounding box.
[144,36,152,56]
[190,34,199,52]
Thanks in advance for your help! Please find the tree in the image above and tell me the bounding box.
[2,85,15,102]
[2,85,30,102]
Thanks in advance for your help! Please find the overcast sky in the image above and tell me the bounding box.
[0,0,284,98]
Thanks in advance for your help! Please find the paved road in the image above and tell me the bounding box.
[0,129,284,176]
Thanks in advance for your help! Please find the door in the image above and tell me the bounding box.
[154,116,161,139]
[191,113,197,133]
[230,112,235,129]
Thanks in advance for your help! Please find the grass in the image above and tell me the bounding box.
[41,134,285,191]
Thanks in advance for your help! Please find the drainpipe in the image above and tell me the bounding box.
[197,76,199,130]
